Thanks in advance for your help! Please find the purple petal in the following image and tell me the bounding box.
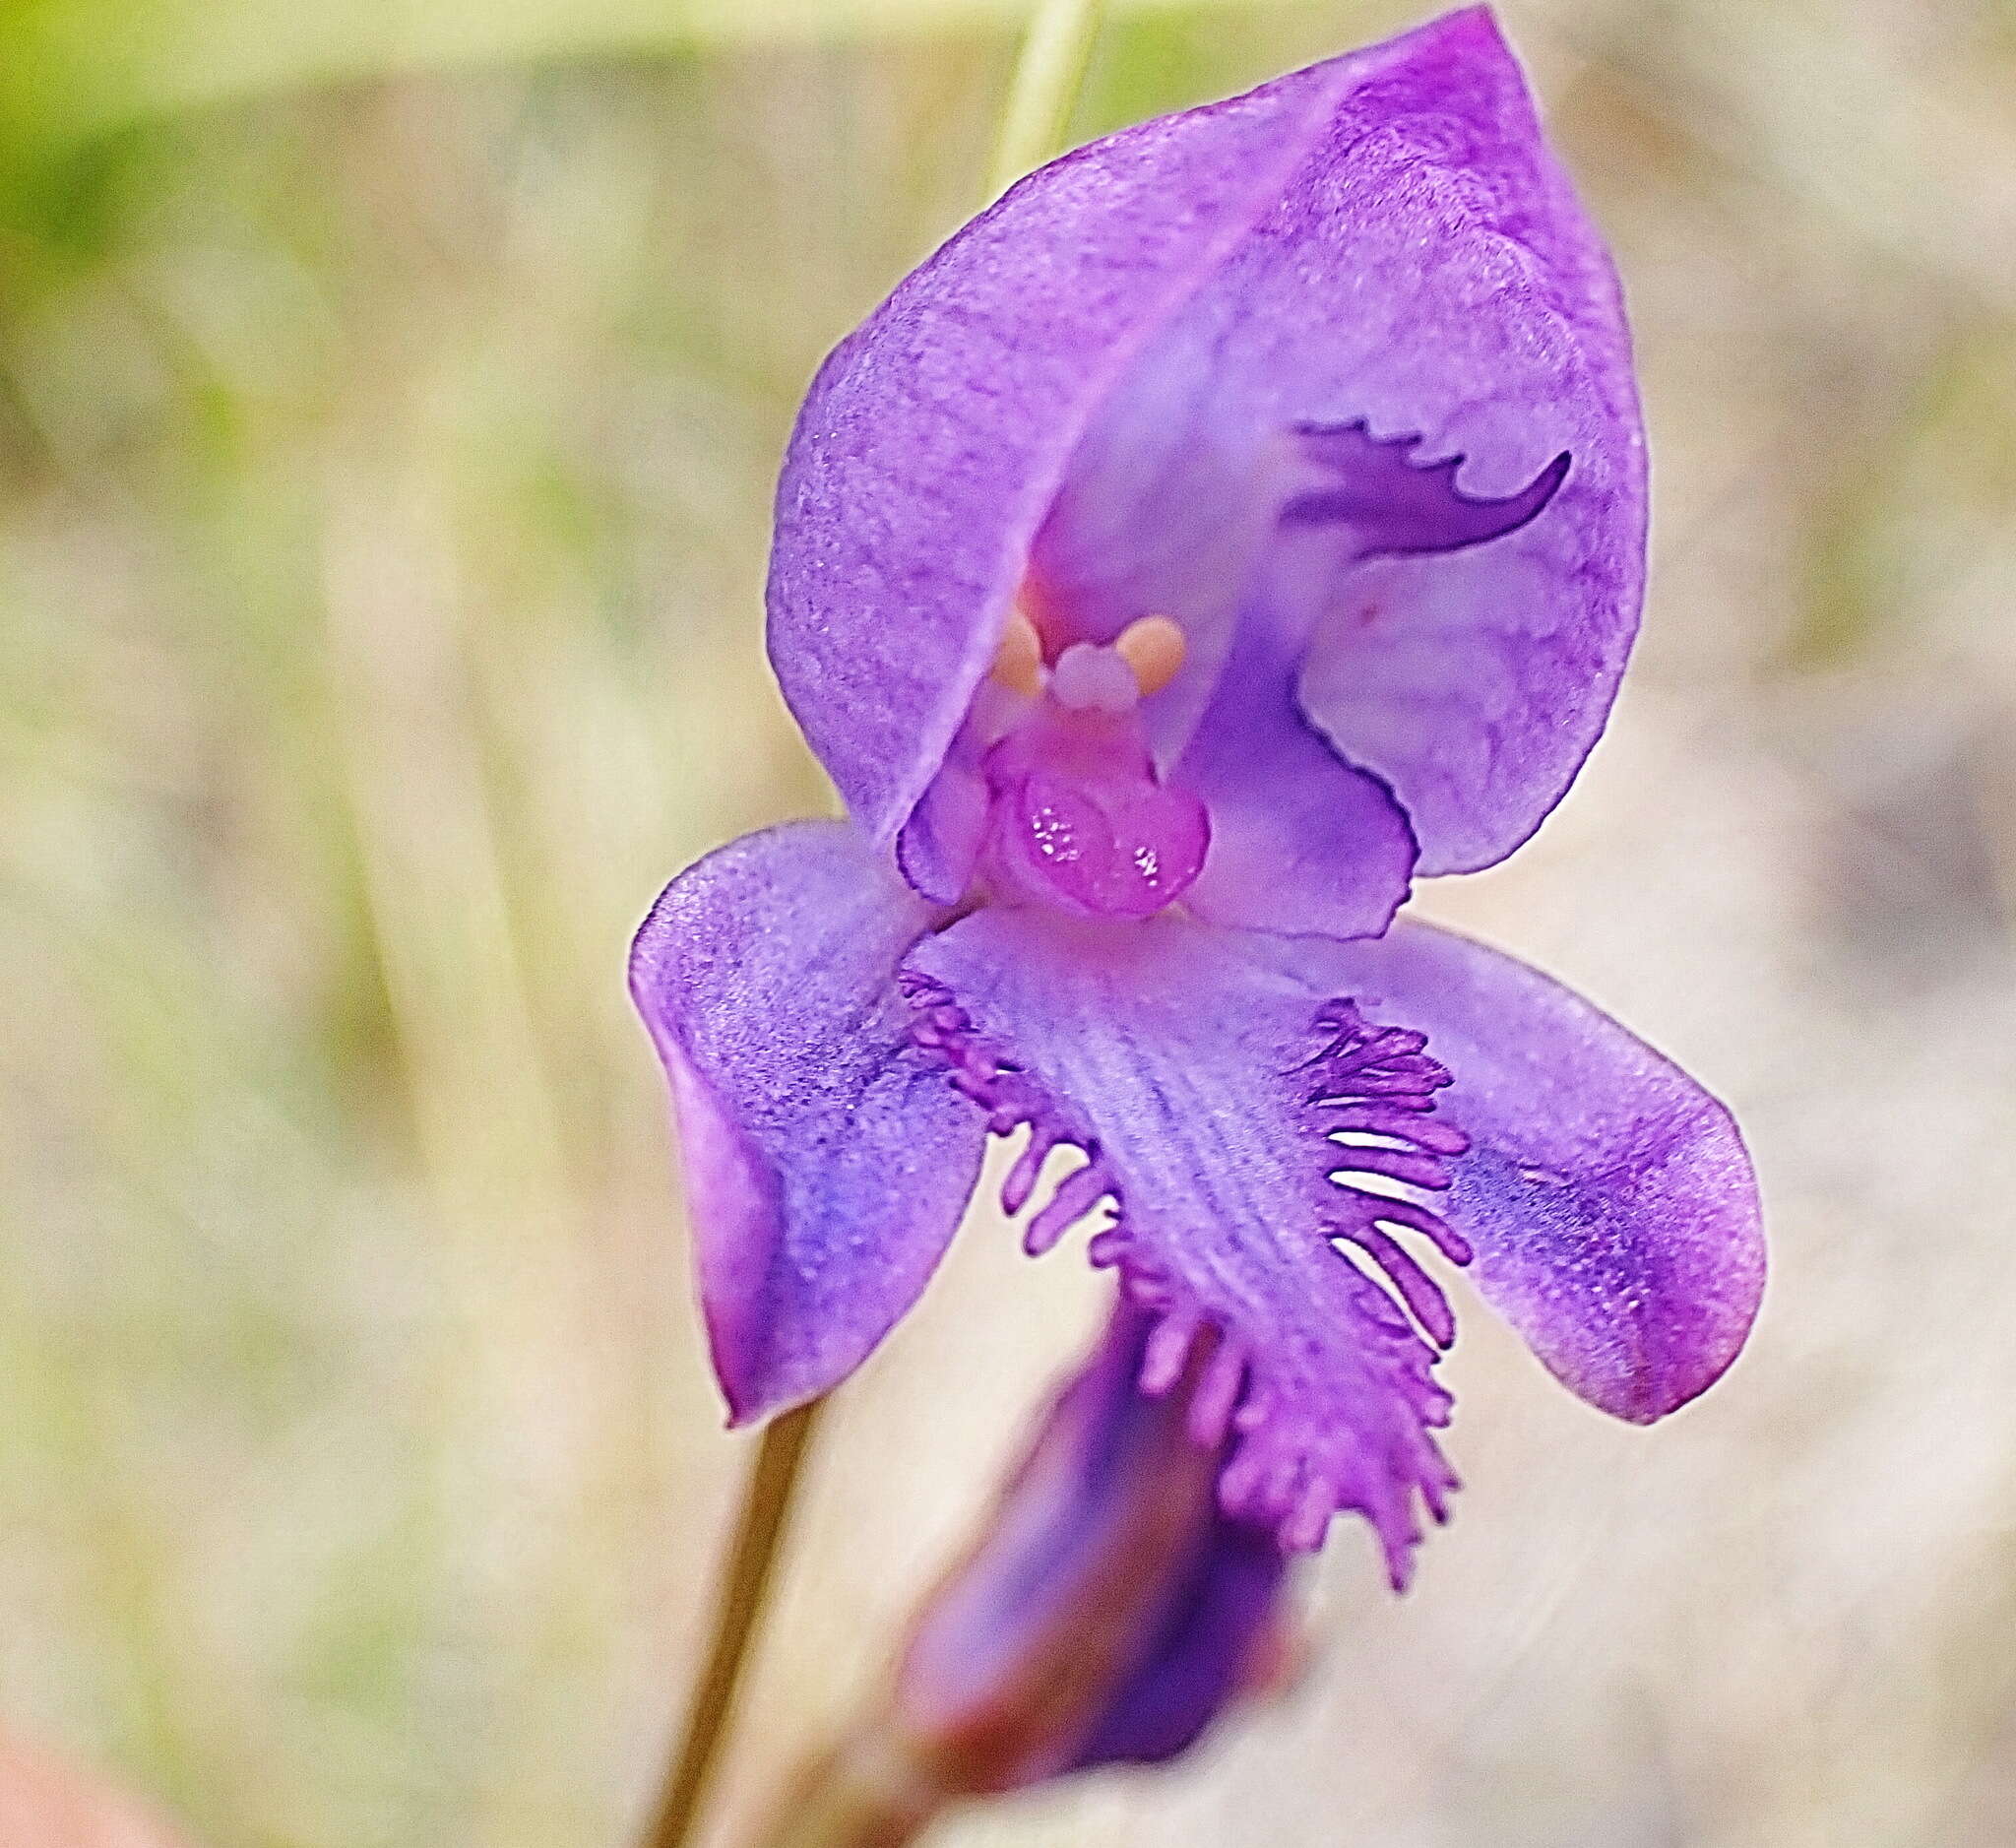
[1175,574,1418,940]
[905,911,1467,1586]
[628,822,985,1423]
[1036,7,1645,874]
[1316,920,1765,1421]
[769,57,1354,849]
[895,1302,1287,1789]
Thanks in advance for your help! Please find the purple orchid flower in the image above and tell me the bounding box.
[630,7,1765,1590]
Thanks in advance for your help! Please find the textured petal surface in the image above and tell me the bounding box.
[894,1303,1286,1790]
[1319,919,1765,1421]
[768,57,1352,847]
[906,911,1469,1585]
[1036,7,1645,873]
[629,822,985,1422]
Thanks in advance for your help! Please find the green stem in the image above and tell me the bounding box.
[986,0,1110,199]
[641,1400,825,1848]
[738,1732,948,1848]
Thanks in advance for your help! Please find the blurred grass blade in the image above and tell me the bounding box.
[0,0,1299,162]
[987,0,1109,196]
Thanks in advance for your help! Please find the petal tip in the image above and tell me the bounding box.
[1410,4,1517,62]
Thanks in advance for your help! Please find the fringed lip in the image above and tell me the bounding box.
[634,821,1762,1586]
[900,903,1762,1582]
[903,912,1471,1586]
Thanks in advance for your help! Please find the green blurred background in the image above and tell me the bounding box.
[2,1,2014,1843]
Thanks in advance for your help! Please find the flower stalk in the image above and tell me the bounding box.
[641,1400,824,1848]
[737,1733,945,1848]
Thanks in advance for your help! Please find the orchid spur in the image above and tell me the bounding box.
[631,6,1765,1594]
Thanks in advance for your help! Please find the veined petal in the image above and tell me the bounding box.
[769,56,1354,848]
[905,911,1469,1586]
[1034,7,1645,874]
[1313,920,1765,1421]
[629,822,986,1423]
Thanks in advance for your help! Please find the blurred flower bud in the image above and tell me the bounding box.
[747,1303,1294,1847]
[892,1300,1292,1791]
